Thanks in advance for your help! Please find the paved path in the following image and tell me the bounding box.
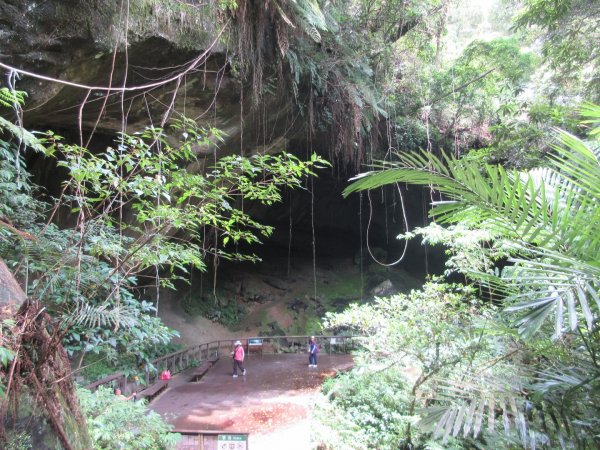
[149,353,353,449]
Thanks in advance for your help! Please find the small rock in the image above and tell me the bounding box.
[370,279,396,297]
[287,299,308,312]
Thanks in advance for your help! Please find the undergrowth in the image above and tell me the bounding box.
[181,291,246,327]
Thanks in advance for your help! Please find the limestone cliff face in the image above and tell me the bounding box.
[0,0,296,157]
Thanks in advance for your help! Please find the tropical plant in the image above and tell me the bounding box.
[475,101,581,169]
[320,282,499,449]
[78,386,180,449]
[425,37,537,154]
[46,122,329,284]
[512,0,600,100]
[0,117,328,370]
[314,368,416,450]
[345,104,600,338]
[342,103,600,447]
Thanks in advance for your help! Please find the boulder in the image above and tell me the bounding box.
[369,279,396,298]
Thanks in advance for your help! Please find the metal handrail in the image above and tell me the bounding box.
[83,335,359,394]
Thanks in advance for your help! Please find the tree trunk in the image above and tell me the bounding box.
[0,257,93,449]
[0,257,25,321]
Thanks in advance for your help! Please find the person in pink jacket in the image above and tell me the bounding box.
[231,340,246,378]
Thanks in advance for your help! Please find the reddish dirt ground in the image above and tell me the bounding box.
[149,353,353,449]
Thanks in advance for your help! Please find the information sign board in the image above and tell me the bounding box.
[217,434,248,450]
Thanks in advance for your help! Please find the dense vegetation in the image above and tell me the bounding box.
[0,87,328,447]
[321,104,599,449]
[0,0,598,448]
[314,0,600,447]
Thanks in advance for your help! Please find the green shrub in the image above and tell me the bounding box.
[181,292,246,327]
[315,368,414,449]
[78,386,180,449]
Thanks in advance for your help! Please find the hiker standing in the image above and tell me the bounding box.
[160,368,172,387]
[231,340,246,377]
[308,336,318,368]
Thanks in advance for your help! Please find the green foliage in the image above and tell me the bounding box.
[78,354,118,383]
[343,106,600,448]
[400,223,509,278]
[78,386,181,449]
[1,109,327,376]
[66,291,180,367]
[181,291,246,327]
[1,218,179,370]
[4,431,31,450]
[346,106,600,337]
[0,320,17,376]
[232,0,432,166]
[392,116,432,153]
[478,101,580,169]
[513,0,600,99]
[48,122,329,281]
[0,87,26,107]
[315,369,415,449]
[324,282,485,370]
[320,282,499,449]
[0,340,15,396]
[318,274,363,306]
[425,38,537,153]
[217,0,238,12]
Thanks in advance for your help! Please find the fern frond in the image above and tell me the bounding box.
[289,0,328,30]
[0,117,46,152]
[69,299,139,330]
[0,88,26,108]
[306,25,322,43]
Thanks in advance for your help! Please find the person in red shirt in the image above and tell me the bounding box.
[231,340,246,378]
[160,368,172,387]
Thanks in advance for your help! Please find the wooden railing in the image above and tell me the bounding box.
[83,335,359,395]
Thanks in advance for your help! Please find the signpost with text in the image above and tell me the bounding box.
[217,434,248,450]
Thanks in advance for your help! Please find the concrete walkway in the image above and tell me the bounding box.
[149,353,353,449]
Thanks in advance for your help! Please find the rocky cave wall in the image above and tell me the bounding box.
[0,0,442,279]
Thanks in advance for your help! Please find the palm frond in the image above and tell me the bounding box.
[419,365,600,449]
[579,102,600,137]
[549,129,600,198]
[347,149,593,250]
[499,245,600,337]
[344,115,600,338]
[419,375,531,444]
